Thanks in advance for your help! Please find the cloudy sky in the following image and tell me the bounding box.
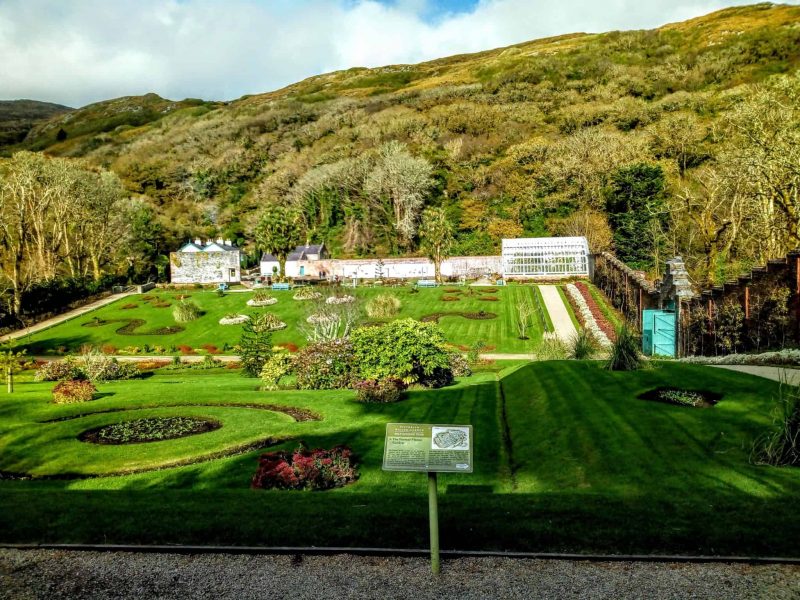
[0,0,795,107]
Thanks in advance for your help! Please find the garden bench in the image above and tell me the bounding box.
[272,282,291,291]
[417,280,438,288]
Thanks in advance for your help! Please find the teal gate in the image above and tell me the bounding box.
[642,309,676,357]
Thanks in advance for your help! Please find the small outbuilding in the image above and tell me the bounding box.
[170,238,241,284]
[501,237,590,279]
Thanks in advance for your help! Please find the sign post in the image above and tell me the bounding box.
[383,423,473,574]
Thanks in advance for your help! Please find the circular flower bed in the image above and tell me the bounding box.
[307,313,338,325]
[219,314,250,325]
[294,288,322,301]
[79,417,221,444]
[247,297,278,307]
[258,313,287,330]
[326,295,355,305]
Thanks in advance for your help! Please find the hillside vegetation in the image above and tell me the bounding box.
[0,100,72,146]
[4,2,800,283]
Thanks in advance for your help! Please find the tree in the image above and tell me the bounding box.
[605,163,668,273]
[56,128,67,142]
[0,345,26,393]
[549,208,613,253]
[239,315,274,377]
[514,295,535,340]
[254,205,302,278]
[418,207,454,283]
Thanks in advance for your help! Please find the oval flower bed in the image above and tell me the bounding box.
[326,295,355,305]
[294,288,322,301]
[251,446,358,491]
[307,313,337,325]
[259,314,287,330]
[219,314,250,325]
[638,387,722,408]
[79,417,221,444]
[247,297,278,307]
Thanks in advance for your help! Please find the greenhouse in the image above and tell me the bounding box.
[501,237,590,278]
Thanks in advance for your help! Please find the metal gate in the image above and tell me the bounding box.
[642,309,676,357]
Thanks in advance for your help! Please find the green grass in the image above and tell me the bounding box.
[17,285,543,355]
[1,361,799,555]
[557,285,581,329]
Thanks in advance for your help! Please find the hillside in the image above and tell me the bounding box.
[0,99,72,146]
[4,2,800,281]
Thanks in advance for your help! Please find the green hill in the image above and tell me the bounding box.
[4,2,800,279]
[0,99,72,146]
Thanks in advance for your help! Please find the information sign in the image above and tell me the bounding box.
[382,423,473,473]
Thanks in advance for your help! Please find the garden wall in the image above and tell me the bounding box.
[593,250,800,356]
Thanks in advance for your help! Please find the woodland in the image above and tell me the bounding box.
[2,3,800,324]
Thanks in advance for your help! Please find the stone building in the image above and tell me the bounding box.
[170,238,241,284]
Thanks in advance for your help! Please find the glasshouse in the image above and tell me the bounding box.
[501,237,590,278]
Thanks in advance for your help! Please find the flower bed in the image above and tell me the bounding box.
[681,349,800,366]
[307,313,337,325]
[564,284,612,347]
[79,417,221,444]
[638,387,721,408]
[326,295,355,305]
[247,297,278,307]
[575,282,617,341]
[219,314,250,325]
[251,446,358,491]
[293,288,322,301]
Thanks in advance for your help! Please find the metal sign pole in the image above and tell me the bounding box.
[428,471,440,574]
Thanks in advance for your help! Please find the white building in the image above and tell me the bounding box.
[261,244,328,278]
[501,237,590,278]
[170,238,241,284]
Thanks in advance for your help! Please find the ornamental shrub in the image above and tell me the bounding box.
[353,377,407,403]
[448,352,472,377]
[81,350,140,382]
[251,446,358,491]
[606,324,643,371]
[34,358,82,382]
[294,339,355,389]
[350,319,453,387]
[52,379,96,404]
[260,351,294,390]
[366,293,401,318]
[173,299,202,322]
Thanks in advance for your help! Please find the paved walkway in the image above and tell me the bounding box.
[710,365,800,385]
[0,292,134,344]
[537,285,577,343]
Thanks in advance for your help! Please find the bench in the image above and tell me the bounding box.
[416,280,438,288]
[495,279,506,286]
[271,282,291,291]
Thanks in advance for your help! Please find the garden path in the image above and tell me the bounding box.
[537,285,578,343]
[0,292,135,344]
[710,365,800,385]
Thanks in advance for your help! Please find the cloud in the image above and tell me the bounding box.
[0,0,794,107]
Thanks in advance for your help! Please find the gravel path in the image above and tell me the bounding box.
[710,365,800,385]
[0,292,134,343]
[538,285,577,343]
[2,550,799,600]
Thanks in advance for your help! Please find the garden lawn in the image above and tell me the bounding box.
[1,361,799,556]
[16,286,542,355]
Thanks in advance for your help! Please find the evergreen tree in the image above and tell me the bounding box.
[605,163,668,271]
[239,315,274,377]
[419,207,454,283]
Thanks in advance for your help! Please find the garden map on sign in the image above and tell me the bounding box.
[382,423,473,473]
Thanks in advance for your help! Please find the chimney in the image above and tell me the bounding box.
[206,239,213,246]
[224,239,232,246]
[216,237,224,245]
[194,238,202,246]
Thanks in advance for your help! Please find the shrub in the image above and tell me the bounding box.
[448,352,472,377]
[353,377,407,403]
[173,300,202,322]
[441,295,461,302]
[567,329,599,360]
[215,289,225,297]
[34,359,82,382]
[751,382,800,467]
[277,342,299,353]
[260,351,294,390]
[294,339,355,390]
[251,446,358,491]
[350,319,453,387]
[121,303,138,310]
[136,360,170,371]
[606,324,643,371]
[81,352,140,382]
[538,335,567,360]
[52,379,96,404]
[177,345,195,355]
[201,344,220,354]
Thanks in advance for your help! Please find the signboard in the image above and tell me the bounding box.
[382,423,473,473]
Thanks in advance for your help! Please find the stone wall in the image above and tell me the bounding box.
[170,251,241,284]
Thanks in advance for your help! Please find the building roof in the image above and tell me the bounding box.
[261,244,325,263]
[179,239,239,253]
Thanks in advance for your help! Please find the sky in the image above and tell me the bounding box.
[0,0,796,107]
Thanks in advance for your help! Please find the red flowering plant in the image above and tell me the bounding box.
[251,445,357,491]
[575,282,617,342]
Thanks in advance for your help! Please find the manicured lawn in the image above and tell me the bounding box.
[16,285,542,355]
[1,361,798,555]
